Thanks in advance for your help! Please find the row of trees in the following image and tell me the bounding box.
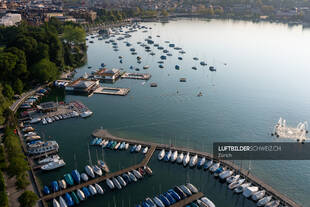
[4,128,29,189]
[0,19,86,124]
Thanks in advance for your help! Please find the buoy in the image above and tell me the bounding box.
[271,133,274,136]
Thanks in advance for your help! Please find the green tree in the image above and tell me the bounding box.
[30,58,58,83]
[13,79,23,94]
[3,84,14,99]
[62,25,85,45]
[18,191,38,207]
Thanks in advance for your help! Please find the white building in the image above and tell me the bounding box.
[0,13,22,26]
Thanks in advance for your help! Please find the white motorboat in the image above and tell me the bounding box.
[170,150,178,162]
[93,165,102,176]
[46,117,53,123]
[228,178,245,189]
[53,198,60,207]
[85,165,95,178]
[234,182,251,193]
[135,144,142,152]
[81,173,88,182]
[42,118,47,125]
[41,159,65,171]
[142,146,148,154]
[38,155,60,164]
[24,132,37,137]
[243,186,259,198]
[180,185,192,196]
[114,142,120,149]
[99,139,105,146]
[112,177,122,189]
[102,140,109,148]
[28,141,59,155]
[95,183,104,194]
[209,163,220,172]
[128,171,137,182]
[227,174,240,184]
[58,179,66,189]
[201,196,216,207]
[252,190,265,201]
[59,196,67,207]
[72,111,79,117]
[117,176,127,187]
[88,184,97,195]
[125,143,129,150]
[132,170,142,179]
[257,196,272,206]
[197,157,206,168]
[30,117,41,124]
[183,152,190,167]
[153,196,165,207]
[80,110,93,118]
[265,200,280,207]
[76,189,85,200]
[176,152,184,164]
[158,149,165,160]
[189,154,198,167]
[186,183,198,194]
[219,170,234,180]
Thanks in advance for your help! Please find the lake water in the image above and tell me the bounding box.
[37,19,310,207]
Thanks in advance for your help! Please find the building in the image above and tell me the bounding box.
[94,68,121,81]
[0,13,21,26]
[65,78,99,94]
[38,102,58,113]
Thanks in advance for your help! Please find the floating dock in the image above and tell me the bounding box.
[92,129,301,207]
[93,87,130,96]
[121,72,151,80]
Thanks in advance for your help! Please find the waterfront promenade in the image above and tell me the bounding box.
[93,129,301,207]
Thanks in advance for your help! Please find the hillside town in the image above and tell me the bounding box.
[0,0,310,27]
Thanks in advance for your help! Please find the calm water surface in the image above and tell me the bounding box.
[37,19,310,207]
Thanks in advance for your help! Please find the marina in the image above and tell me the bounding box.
[10,19,310,207]
[93,129,301,207]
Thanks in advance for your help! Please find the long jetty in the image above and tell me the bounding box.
[42,145,156,201]
[93,129,301,207]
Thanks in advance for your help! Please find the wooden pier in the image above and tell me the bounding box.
[170,192,204,207]
[42,145,156,201]
[121,72,151,80]
[93,87,130,96]
[93,129,301,207]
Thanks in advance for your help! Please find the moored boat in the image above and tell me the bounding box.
[243,186,259,198]
[170,150,178,162]
[88,184,97,195]
[201,197,216,207]
[112,177,122,189]
[81,173,88,182]
[189,154,198,167]
[176,152,184,164]
[106,178,115,189]
[183,152,190,167]
[64,173,74,186]
[85,165,95,178]
[76,189,85,201]
[252,190,266,201]
[257,196,272,206]
[158,149,165,160]
[95,183,104,194]
[71,169,81,184]
[41,159,65,171]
